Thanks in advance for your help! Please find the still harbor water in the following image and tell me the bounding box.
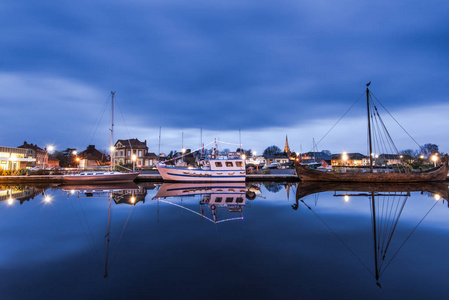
[1,181,449,300]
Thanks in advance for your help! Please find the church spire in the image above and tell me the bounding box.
[284,135,291,158]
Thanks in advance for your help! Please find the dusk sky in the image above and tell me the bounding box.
[1,1,448,155]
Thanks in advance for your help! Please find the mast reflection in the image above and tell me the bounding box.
[295,181,449,287]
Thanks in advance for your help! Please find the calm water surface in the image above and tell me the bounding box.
[1,182,449,300]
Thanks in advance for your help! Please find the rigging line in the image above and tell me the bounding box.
[381,196,407,261]
[68,197,102,269]
[312,91,365,152]
[379,198,439,277]
[115,95,134,153]
[110,203,136,267]
[370,91,423,151]
[81,96,110,147]
[78,197,103,268]
[301,199,375,278]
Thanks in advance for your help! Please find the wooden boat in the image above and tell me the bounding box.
[62,92,139,184]
[295,84,448,182]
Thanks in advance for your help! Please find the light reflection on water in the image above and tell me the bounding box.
[0,182,448,300]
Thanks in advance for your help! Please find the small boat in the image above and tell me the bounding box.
[62,92,139,184]
[295,84,449,182]
[157,158,246,182]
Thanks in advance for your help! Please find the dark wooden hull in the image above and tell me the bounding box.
[295,181,449,203]
[295,160,448,183]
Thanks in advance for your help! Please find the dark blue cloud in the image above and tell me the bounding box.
[1,0,449,151]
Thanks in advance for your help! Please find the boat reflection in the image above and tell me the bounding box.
[295,181,449,287]
[153,183,249,224]
[60,182,147,205]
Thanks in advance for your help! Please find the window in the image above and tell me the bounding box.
[225,162,233,167]
[138,150,142,157]
[215,162,223,167]
[236,162,243,167]
[127,150,131,156]
[120,151,124,156]
[215,197,223,203]
[236,197,244,203]
[115,151,118,157]
[225,197,234,203]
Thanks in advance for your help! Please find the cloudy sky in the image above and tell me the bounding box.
[1,0,448,155]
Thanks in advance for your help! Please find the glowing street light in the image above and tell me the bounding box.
[44,195,52,203]
[132,154,137,172]
[130,196,136,204]
[344,194,350,202]
[7,197,14,206]
[252,151,257,157]
[434,194,441,201]
[181,148,186,154]
[72,150,77,156]
[342,152,348,172]
[431,154,438,167]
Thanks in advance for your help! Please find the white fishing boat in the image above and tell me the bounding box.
[62,91,139,184]
[157,158,246,182]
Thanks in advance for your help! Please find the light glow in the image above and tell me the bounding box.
[130,196,136,204]
[434,194,441,201]
[7,198,14,205]
[44,195,52,203]
[344,195,350,202]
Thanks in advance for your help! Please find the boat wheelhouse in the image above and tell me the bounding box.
[157,158,246,182]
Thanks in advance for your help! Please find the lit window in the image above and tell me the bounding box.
[225,162,233,167]
[215,162,223,167]
[236,162,243,167]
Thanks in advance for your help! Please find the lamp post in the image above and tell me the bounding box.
[342,152,348,172]
[132,154,137,172]
[76,157,80,170]
[431,154,438,167]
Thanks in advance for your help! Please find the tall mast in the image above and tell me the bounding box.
[104,192,112,278]
[367,86,373,173]
[158,126,161,157]
[110,91,115,171]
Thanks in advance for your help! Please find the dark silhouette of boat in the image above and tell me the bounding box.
[295,84,448,182]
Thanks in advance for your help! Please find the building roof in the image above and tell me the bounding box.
[79,145,107,161]
[379,154,401,159]
[114,138,147,148]
[17,141,44,152]
[331,153,367,160]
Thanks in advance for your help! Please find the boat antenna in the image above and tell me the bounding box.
[110,91,115,172]
[366,85,374,173]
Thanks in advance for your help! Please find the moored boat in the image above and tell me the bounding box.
[157,158,246,182]
[62,91,139,184]
[295,83,448,183]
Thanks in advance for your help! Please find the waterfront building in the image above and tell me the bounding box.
[300,152,331,163]
[331,153,366,166]
[0,146,36,171]
[77,145,109,168]
[17,141,47,168]
[113,138,158,168]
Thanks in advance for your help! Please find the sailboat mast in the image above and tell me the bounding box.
[104,192,112,278]
[367,87,373,173]
[371,191,380,283]
[110,91,115,172]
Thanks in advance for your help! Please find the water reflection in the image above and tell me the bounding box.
[153,183,248,224]
[0,184,53,205]
[295,181,449,287]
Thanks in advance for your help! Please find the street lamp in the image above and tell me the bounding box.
[342,152,348,172]
[132,154,137,172]
[431,154,438,167]
[76,157,80,170]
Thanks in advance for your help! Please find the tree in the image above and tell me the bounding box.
[321,150,331,156]
[399,149,418,164]
[421,143,439,156]
[263,145,281,157]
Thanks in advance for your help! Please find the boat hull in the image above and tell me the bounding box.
[295,160,448,183]
[62,172,139,184]
[157,165,246,182]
